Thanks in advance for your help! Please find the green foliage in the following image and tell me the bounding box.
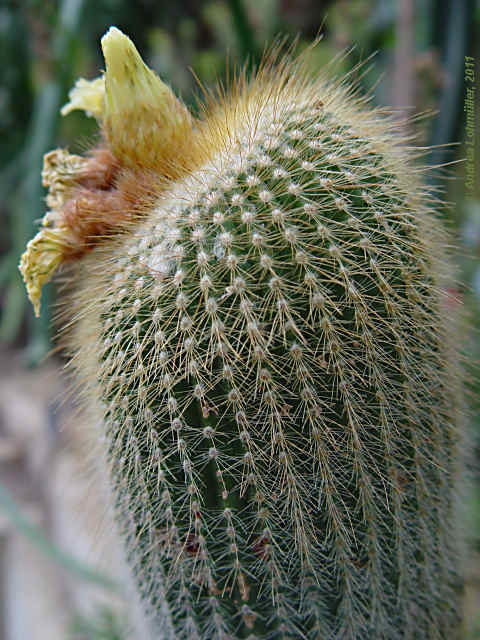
[0,0,87,361]
[69,607,127,640]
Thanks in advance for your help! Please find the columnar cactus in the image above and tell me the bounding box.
[20,28,464,639]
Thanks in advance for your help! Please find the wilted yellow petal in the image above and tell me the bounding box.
[42,148,89,210]
[19,148,88,316]
[19,226,73,317]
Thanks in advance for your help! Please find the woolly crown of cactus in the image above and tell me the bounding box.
[20,27,463,640]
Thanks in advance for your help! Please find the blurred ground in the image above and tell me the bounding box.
[0,349,127,639]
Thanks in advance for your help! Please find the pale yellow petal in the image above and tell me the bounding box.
[60,76,105,120]
[101,26,192,168]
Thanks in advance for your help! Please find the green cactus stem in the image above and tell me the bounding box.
[20,27,464,640]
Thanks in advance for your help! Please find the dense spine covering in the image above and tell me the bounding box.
[21,28,464,639]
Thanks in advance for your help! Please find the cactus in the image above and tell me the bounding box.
[20,27,464,639]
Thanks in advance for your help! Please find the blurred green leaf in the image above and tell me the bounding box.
[0,482,121,593]
[69,607,127,640]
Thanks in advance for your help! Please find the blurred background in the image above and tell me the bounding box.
[0,0,479,637]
